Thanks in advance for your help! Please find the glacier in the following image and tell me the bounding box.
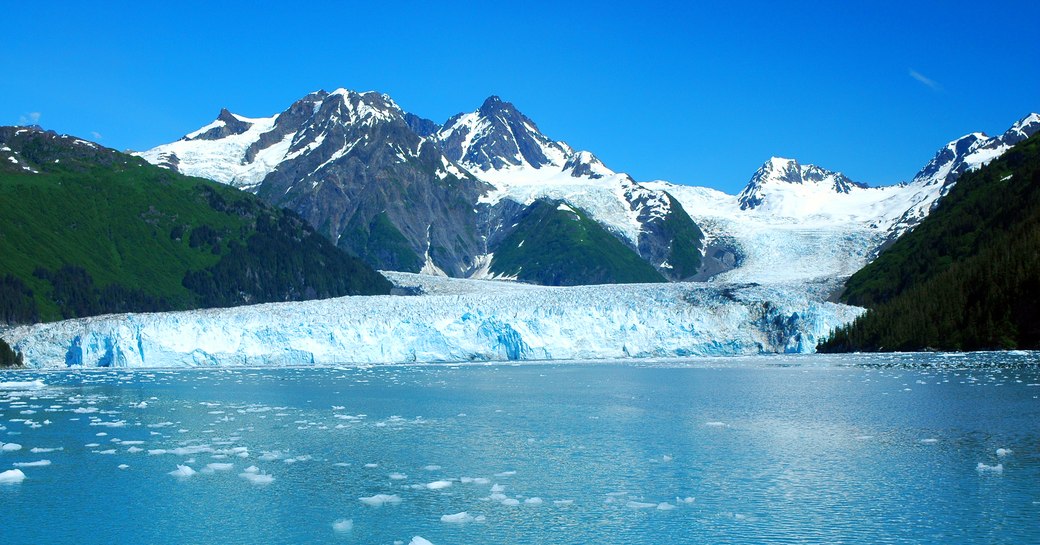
[5,273,862,369]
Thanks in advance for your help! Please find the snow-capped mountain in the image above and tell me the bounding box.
[139,91,704,283]
[435,96,703,281]
[141,89,489,276]
[649,113,1040,283]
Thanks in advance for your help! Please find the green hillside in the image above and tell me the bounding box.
[489,199,666,285]
[820,132,1040,352]
[0,127,391,324]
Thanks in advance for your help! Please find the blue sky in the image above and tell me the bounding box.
[3,1,1038,193]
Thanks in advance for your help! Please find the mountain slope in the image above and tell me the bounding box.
[819,132,1040,352]
[488,200,667,285]
[0,126,391,324]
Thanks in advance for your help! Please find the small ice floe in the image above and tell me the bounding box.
[626,501,658,509]
[409,538,434,545]
[118,464,129,470]
[704,421,726,427]
[364,463,379,468]
[133,402,149,409]
[30,447,62,453]
[169,465,196,478]
[501,498,520,506]
[855,435,874,441]
[202,463,234,473]
[976,463,1003,474]
[553,499,574,506]
[677,497,695,504]
[12,460,50,467]
[490,484,505,493]
[1,442,23,452]
[423,465,442,471]
[656,502,676,510]
[920,438,939,444]
[127,447,143,454]
[331,519,353,533]
[239,471,274,485]
[494,470,516,477]
[0,380,45,391]
[440,511,484,523]
[0,468,26,484]
[661,454,673,462]
[389,473,408,480]
[426,480,452,490]
[996,448,1013,457]
[524,497,543,505]
[359,494,402,507]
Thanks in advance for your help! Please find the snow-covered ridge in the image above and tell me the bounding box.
[5,273,862,368]
[135,90,405,189]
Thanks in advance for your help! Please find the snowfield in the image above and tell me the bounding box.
[5,273,861,369]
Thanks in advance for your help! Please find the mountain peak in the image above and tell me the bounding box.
[739,157,861,210]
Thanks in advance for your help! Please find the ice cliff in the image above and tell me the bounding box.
[5,274,861,369]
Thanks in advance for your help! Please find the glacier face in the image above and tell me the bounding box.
[6,273,862,369]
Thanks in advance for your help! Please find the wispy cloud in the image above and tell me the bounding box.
[18,112,41,125]
[909,69,942,91]
[91,131,103,140]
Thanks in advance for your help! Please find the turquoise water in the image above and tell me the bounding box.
[1,353,1039,544]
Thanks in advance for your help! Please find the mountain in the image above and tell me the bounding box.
[140,91,704,284]
[140,89,490,276]
[437,96,704,281]
[0,126,391,324]
[648,113,1040,284]
[819,131,1040,352]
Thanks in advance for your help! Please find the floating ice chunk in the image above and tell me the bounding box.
[553,499,574,506]
[332,519,353,533]
[0,380,44,390]
[409,538,434,545]
[440,511,475,523]
[524,497,543,505]
[12,460,50,467]
[94,449,117,455]
[996,448,1013,457]
[501,498,520,506]
[661,454,673,462]
[133,402,149,409]
[489,492,508,501]
[148,449,167,456]
[203,463,235,473]
[0,469,26,484]
[169,465,196,478]
[677,497,695,504]
[30,447,62,453]
[423,465,442,471]
[359,494,402,507]
[426,480,452,490]
[920,438,938,444]
[657,502,676,510]
[490,483,505,493]
[1,443,23,452]
[626,501,658,509]
[239,471,274,485]
[242,465,259,473]
[364,463,379,468]
[127,447,143,453]
[976,463,1003,474]
[704,421,726,427]
[73,407,99,414]
[389,473,408,480]
[494,470,516,477]
[118,464,129,470]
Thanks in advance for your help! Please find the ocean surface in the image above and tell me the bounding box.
[1,352,1038,544]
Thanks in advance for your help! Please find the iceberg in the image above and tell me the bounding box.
[4,273,862,368]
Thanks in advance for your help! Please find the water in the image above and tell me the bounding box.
[1,352,1039,544]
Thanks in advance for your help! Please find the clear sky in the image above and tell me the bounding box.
[3,1,1038,193]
